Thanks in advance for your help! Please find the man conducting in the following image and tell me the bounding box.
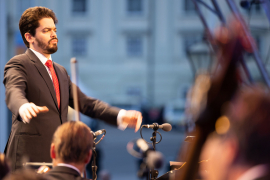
[45,121,94,180]
[4,6,142,170]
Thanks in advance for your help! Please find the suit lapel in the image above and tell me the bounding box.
[25,49,59,112]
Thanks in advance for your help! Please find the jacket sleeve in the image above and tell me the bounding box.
[3,58,29,120]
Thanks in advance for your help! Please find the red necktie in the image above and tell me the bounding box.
[45,60,60,109]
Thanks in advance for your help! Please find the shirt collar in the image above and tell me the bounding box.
[56,163,81,174]
[29,48,52,65]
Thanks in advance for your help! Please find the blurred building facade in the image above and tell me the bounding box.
[1,0,270,151]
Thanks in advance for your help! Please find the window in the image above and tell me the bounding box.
[184,0,196,14]
[251,3,262,14]
[72,0,87,15]
[241,1,263,16]
[126,36,143,57]
[71,36,87,57]
[127,0,143,16]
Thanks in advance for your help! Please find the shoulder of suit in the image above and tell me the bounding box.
[6,52,31,66]
[4,54,30,72]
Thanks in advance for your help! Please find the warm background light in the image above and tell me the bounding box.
[215,116,230,135]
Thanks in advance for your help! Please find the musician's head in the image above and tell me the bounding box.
[19,6,58,55]
[200,85,270,180]
[50,121,93,171]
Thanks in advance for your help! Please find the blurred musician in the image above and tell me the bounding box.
[44,121,93,180]
[200,85,270,180]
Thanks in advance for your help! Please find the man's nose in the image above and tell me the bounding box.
[51,30,57,37]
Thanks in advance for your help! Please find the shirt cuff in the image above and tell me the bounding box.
[117,109,128,130]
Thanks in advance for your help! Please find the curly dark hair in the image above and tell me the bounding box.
[19,6,58,48]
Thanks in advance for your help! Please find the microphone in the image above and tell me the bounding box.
[240,0,263,9]
[91,129,106,138]
[142,123,172,132]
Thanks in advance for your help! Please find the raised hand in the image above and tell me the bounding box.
[122,110,143,132]
[19,102,49,123]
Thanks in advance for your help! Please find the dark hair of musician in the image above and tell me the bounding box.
[0,153,10,179]
[226,85,270,165]
[19,6,58,48]
[52,121,93,163]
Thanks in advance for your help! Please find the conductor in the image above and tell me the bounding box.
[4,6,142,171]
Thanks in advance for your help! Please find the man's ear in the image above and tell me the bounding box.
[85,149,92,164]
[24,33,34,44]
[50,143,56,159]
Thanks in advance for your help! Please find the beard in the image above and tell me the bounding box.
[36,37,58,54]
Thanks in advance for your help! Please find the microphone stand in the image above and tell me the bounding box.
[149,127,159,180]
[92,142,98,180]
[140,123,163,180]
[91,130,106,180]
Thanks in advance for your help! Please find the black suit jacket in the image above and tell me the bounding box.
[44,166,89,180]
[4,49,120,170]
